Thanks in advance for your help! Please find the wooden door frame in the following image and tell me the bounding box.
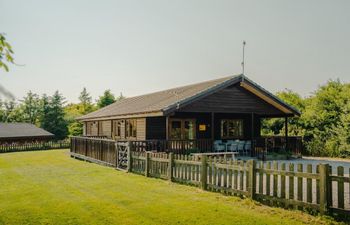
[168,118,196,140]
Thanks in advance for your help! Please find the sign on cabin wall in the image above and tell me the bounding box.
[199,124,206,131]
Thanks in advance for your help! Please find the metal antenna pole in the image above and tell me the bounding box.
[241,41,246,76]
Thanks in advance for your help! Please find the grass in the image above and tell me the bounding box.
[0,150,343,225]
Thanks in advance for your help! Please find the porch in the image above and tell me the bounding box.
[73,135,302,159]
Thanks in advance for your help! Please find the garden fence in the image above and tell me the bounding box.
[70,137,350,218]
[0,140,70,153]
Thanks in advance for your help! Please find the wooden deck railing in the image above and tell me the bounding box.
[70,137,350,218]
[254,136,303,156]
[74,136,302,157]
[130,139,213,154]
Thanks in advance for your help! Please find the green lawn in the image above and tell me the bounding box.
[0,150,341,225]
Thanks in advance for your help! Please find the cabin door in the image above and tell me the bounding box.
[169,119,196,140]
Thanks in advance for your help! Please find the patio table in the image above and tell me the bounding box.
[191,152,239,160]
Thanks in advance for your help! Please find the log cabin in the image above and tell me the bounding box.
[77,74,301,155]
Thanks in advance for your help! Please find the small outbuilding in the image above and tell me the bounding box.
[0,123,54,143]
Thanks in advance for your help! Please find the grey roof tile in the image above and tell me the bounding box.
[0,123,54,139]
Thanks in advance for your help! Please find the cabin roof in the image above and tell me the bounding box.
[78,74,300,121]
[0,123,54,139]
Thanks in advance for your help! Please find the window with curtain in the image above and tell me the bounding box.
[221,119,244,139]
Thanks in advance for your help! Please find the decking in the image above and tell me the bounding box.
[73,135,302,157]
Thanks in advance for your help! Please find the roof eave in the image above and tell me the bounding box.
[78,110,164,122]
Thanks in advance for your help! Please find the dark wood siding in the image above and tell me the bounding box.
[146,117,166,140]
[171,112,261,140]
[179,84,284,115]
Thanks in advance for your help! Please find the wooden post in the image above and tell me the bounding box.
[284,117,288,150]
[248,159,256,199]
[85,139,88,156]
[319,164,330,215]
[99,140,103,160]
[165,116,169,140]
[251,113,254,157]
[97,121,100,136]
[127,141,132,172]
[115,142,119,168]
[70,137,73,153]
[211,112,215,140]
[201,155,208,190]
[337,166,344,209]
[168,153,174,181]
[145,152,151,177]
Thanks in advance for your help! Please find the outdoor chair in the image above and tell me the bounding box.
[237,141,245,155]
[226,140,238,152]
[244,140,251,155]
[214,140,226,152]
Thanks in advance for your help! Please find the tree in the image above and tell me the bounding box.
[97,90,115,108]
[0,34,16,99]
[40,91,68,140]
[78,87,94,113]
[261,89,305,136]
[0,33,14,72]
[65,88,97,136]
[20,91,41,124]
[1,100,23,122]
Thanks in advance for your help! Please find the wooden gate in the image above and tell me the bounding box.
[116,142,129,171]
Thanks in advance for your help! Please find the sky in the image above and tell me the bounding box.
[1,0,349,103]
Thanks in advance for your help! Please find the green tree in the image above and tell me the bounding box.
[301,80,349,156]
[1,100,23,122]
[261,89,305,136]
[78,87,94,113]
[40,91,68,140]
[39,94,50,128]
[0,100,4,122]
[97,90,115,108]
[20,91,41,124]
[0,33,14,72]
[65,88,97,136]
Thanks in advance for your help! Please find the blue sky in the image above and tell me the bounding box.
[1,0,349,102]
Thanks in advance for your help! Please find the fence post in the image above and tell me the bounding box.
[319,164,330,215]
[168,152,174,181]
[200,155,207,190]
[70,137,73,154]
[99,140,103,160]
[85,139,88,156]
[248,159,256,199]
[145,152,150,177]
[115,142,119,169]
[127,141,132,172]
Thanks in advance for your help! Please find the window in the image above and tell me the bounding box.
[221,119,243,139]
[125,119,137,138]
[169,119,196,140]
[113,120,123,138]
